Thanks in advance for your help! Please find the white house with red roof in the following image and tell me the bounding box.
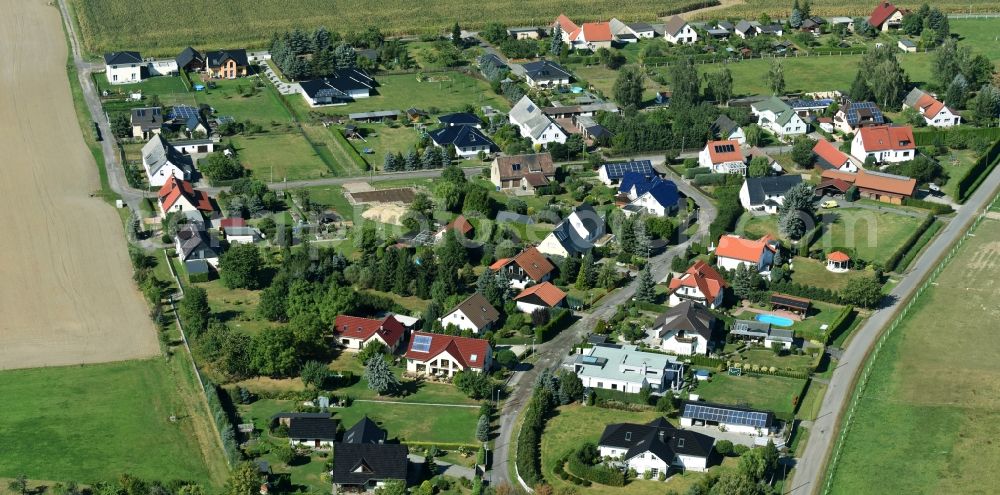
[157,176,214,218]
[869,1,905,31]
[714,234,779,276]
[489,246,555,289]
[851,125,916,164]
[812,139,859,173]
[903,88,961,128]
[699,140,747,175]
[554,14,580,44]
[668,260,728,309]
[333,315,408,353]
[514,281,567,314]
[404,332,492,378]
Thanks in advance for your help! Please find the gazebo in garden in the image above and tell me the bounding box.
[826,251,850,273]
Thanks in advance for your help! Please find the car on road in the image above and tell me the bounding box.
[821,200,839,208]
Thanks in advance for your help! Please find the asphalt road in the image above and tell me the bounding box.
[489,162,717,489]
[787,166,1000,495]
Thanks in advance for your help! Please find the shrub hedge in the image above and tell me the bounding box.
[535,308,573,343]
[955,138,1000,202]
[884,213,934,272]
[824,305,856,345]
[901,198,953,214]
[567,449,625,486]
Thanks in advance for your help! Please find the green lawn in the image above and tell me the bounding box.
[815,207,922,265]
[95,74,189,96]
[0,360,224,485]
[797,380,828,422]
[346,124,420,172]
[230,133,332,181]
[736,213,782,240]
[569,64,667,105]
[952,18,1000,64]
[193,74,295,124]
[735,348,819,374]
[300,185,357,219]
[829,218,1000,494]
[693,373,804,418]
[195,278,275,335]
[790,256,875,292]
[939,149,980,200]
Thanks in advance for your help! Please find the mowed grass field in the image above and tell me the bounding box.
[829,217,1000,494]
[0,360,226,485]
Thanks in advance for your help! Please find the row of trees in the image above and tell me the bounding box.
[269,27,364,80]
[383,145,451,172]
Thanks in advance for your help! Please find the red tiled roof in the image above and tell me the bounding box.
[555,14,579,35]
[668,260,728,302]
[404,331,491,370]
[333,315,406,348]
[514,281,567,307]
[577,22,614,42]
[869,2,900,27]
[219,217,246,228]
[705,140,744,164]
[855,169,916,197]
[158,176,213,212]
[914,93,947,119]
[858,125,915,152]
[821,169,857,183]
[490,247,555,282]
[817,177,852,193]
[827,251,851,262]
[445,215,473,236]
[716,235,775,263]
[812,139,850,168]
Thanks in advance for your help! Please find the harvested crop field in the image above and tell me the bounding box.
[0,0,158,370]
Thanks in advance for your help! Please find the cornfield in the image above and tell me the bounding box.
[689,0,999,21]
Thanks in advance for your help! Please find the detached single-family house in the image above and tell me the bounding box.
[554,14,580,43]
[834,101,884,133]
[598,160,655,186]
[289,417,340,449]
[332,315,408,352]
[331,443,409,494]
[104,51,143,84]
[680,400,776,436]
[739,175,803,214]
[649,301,719,356]
[609,18,656,41]
[508,96,568,147]
[734,20,759,39]
[668,260,728,309]
[714,234,778,275]
[850,124,916,163]
[299,69,375,106]
[204,49,249,79]
[729,320,794,350]
[699,140,746,175]
[514,282,566,314]
[158,176,213,218]
[566,22,616,50]
[489,246,555,289]
[537,203,605,258]
[869,1,905,31]
[599,418,715,476]
[435,215,474,242]
[438,112,482,128]
[812,139,859,172]
[711,115,746,143]
[800,16,827,34]
[428,125,497,159]
[175,47,204,72]
[490,153,556,191]
[142,134,194,186]
[404,332,492,377]
[573,343,685,393]
[663,16,697,44]
[751,96,807,138]
[519,60,573,88]
[622,178,680,217]
[343,416,388,444]
[175,223,220,267]
[439,293,500,334]
[131,106,164,139]
[903,88,961,127]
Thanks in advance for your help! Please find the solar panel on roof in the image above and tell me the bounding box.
[714,144,736,153]
[412,335,433,352]
[171,105,199,120]
[683,404,769,428]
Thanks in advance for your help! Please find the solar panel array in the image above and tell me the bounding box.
[847,101,883,125]
[714,143,736,153]
[412,335,433,353]
[604,160,653,178]
[171,105,199,120]
[683,404,769,428]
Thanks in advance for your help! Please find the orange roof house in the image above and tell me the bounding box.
[869,2,905,31]
[903,88,961,127]
[855,169,916,199]
[851,125,916,164]
[489,246,555,288]
[404,332,492,376]
[555,14,580,36]
[668,260,728,309]
[514,281,567,312]
[333,315,407,352]
[699,140,747,174]
[812,139,856,172]
[715,234,779,274]
[436,215,473,240]
[157,176,213,218]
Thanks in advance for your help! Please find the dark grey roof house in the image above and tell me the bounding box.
[104,51,142,65]
[519,60,573,87]
[740,175,803,213]
[175,47,204,71]
[653,300,719,346]
[598,417,715,473]
[331,443,409,491]
[343,416,388,444]
[299,69,375,106]
[289,417,341,447]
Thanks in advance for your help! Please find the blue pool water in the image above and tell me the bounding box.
[756,314,794,327]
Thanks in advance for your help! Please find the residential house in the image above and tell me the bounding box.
[729,320,794,350]
[131,106,164,139]
[699,140,746,175]
[542,101,619,119]
[759,23,784,36]
[438,112,482,128]
[204,49,249,79]
[577,115,613,143]
[104,51,143,84]
[734,20,759,39]
[812,139,859,172]
[158,176,213,218]
[744,146,782,174]
[404,332,492,377]
[332,315,407,352]
[598,160,655,185]
[680,399,776,435]
[289,417,340,449]
[714,234,778,275]
[869,1,905,31]
[507,27,542,39]
[622,178,680,217]
[330,443,409,494]
[223,226,262,244]
[172,138,215,155]
[554,14,581,45]
[609,18,656,40]
[834,101,884,133]
[751,96,807,138]
[649,301,719,356]
[514,282,566,314]
[663,16,697,44]
[711,115,746,144]
[508,95,568,147]
[299,69,375,106]
[434,215,474,242]
[850,124,916,163]
[668,260,728,309]
[565,21,616,50]
[573,343,685,393]
[739,175,804,214]
[439,293,500,334]
[705,22,731,39]
[142,134,194,186]
[800,16,827,34]
[537,203,605,258]
[342,417,388,444]
[788,98,834,117]
[175,47,204,71]
[898,38,917,52]
[828,17,855,31]
[519,60,573,88]
[489,246,555,289]
[819,169,915,204]
[490,153,556,190]
[175,223,220,267]
[598,418,715,476]
[428,125,497,159]
[903,88,961,127]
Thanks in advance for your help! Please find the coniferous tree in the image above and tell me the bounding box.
[364,354,399,395]
[635,265,656,302]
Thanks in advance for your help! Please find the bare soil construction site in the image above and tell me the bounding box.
[0,0,158,370]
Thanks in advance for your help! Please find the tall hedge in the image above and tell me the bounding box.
[884,213,934,272]
[515,387,554,485]
[567,449,625,486]
[955,138,1000,202]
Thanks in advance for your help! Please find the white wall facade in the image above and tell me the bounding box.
[148,60,178,76]
[666,25,698,44]
[144,162,186,187]
[536,233,571,259]
[516,300,548,314]
[659,330,708,356]
[439,309,484,333]
[631,192,668,217]
[925,108,961,127]
[106,64,142,84]
[850,133,915,163]
[579,374,646,394]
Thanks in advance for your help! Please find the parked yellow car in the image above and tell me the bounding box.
[821,200,839,208]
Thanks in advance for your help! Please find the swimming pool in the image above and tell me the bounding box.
[755,313,794,327]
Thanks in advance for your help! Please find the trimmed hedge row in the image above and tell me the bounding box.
[824,305,856,345]
[515,388,553,485]
[885,213,935,272]
[693,173,729,186]
[683,166,712,179]
[205,380,241,466]
[798,223,824,257]
[955,138,1000,202]
[902,198,954,214]
[553,454,592,486]
[567,450,625,486]
[897,220,942,271]
[535,308,573,343]
[913,127,1000,147]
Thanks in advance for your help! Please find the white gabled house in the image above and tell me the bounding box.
[667,260,728,309]
[699,140,746,175]
[404,332,492,377]
[663,16,698,44]
[536,203,605,258]
[598,418,715,477]
[141,135,194,187]
[751,96,807,138]
[508,95,568,148]
[648,301,719,356]
[903,88,961,128]
[332,315,408,353]
[714,234,778,275]
[104,51,143,84]
[850,124,916,164]
[739,175,803,214]
[438,293,500,334]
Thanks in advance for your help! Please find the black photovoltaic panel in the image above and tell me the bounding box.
[604,160,653,178]
[171,105,199,120]
[714,144,736,153]
[847,101,883,125]
[682,404,769,428]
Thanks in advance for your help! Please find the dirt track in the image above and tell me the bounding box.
[0,0,158,370]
